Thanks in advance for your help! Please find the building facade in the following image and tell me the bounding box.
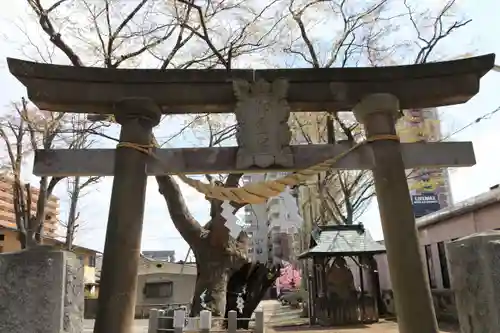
[135,255,197,317]
[375,185,500,322]
[243,173,300,265]
[85,255,196,319]
[396,108,453,217]
[243,174,268,263]
[0,173,59,238]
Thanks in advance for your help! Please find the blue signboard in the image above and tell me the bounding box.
[412,194,440,218]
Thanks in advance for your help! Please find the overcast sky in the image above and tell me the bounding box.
[0,1,499,260]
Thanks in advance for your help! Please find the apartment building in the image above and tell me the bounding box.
[243,173,301,265]
[0,173,60,238]
[243,174,269,262]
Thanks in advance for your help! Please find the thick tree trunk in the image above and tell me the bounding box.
[189,235,247,317]
[226,262,281,328]
[155,174,276,322]
[190,262,230,317]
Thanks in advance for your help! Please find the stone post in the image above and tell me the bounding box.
[353,94,438,333]
[446,231,500,333]
[0,247,84,333]
[93,98,161,333]
[199,310,212,333]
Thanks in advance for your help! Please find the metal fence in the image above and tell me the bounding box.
[148,309,265,333]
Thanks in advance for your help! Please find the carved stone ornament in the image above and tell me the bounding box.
[232,78,294,169]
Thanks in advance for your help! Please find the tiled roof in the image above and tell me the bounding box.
[298,224,386,258]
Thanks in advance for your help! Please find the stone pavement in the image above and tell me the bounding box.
[84,301,459,333]
[258,300,282,323]
[268,321,457,333]
[265,302,458,333]
[83,319,148,333]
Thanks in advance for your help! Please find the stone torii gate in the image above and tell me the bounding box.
[7,54,494,333]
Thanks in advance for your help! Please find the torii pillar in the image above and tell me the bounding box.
[93,98,161,333]
[354,94,438,333]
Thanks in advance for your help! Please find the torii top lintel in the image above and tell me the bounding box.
[7,54,495,115]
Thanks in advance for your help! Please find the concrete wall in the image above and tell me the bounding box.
[376,193,500,322]
[45,238,98,285]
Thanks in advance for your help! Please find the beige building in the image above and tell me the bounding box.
[0,173,59,238]
[85,253,197,319]
[135,254,197,317]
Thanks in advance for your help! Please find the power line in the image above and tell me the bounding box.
[441,106,500,141]
[403,105,500,182]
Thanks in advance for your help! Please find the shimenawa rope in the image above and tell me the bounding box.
[115,134,399,204]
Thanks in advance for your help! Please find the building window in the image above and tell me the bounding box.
[0,234,4,241]
[269,212,280,219]
[88,255,96,268]
[0,246,3,253]
[437,242,451,289]
[424,245,437,289]
[144,282,173,298]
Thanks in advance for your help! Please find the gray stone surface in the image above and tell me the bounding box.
[232,78,294,169]
[446,231,500,333]
[0,246,84,333]
[64,251,85,333]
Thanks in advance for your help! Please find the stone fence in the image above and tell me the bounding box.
[148,309,265,333]
[83,299,191,319]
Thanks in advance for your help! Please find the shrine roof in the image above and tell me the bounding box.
[298,224,386,258]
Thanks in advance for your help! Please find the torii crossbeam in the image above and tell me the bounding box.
[33,142,475,176]
[7,54,495,333]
